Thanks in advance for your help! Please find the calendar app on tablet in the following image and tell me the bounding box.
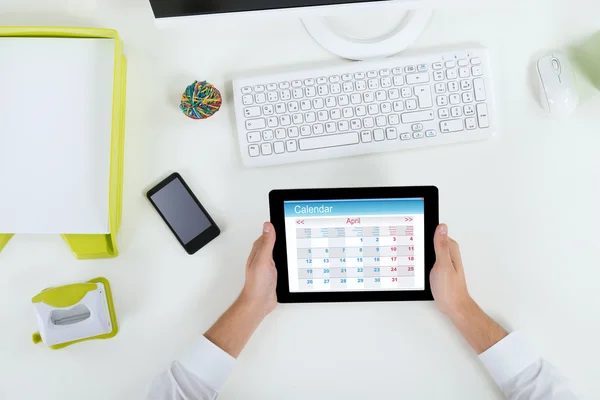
[284,198,425,293]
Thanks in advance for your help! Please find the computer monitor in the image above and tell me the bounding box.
[149,0,420,28]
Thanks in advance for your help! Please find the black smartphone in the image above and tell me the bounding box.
[146,173,220,254]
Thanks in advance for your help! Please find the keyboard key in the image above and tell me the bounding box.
[434,71,444,81]
[325,97,336,107]
[448,81,459,92]
[401,110,435,124]
[300,126,311,136]
[388,114,400,125]
[247,132,261,143]
[280,90,291,101]
[437,95,448,106]
[459,67,470,78]
[449,94,460,105]
[368,79,379,90]
[364,92,375,103]
[242,87,252,94]
[286,140,297,152]
[300,100,311,111]
[279,82,290,89]
[305,87,316,97]
[474,78,486,101]
[246,118,266,130]
[465,117,477,130]
[401,87,412,98]
[242,95,254,105]
[330,109,341,120]
[351,119,362,130]
[476,103,490,128]
[432,62,443,70]
[268,92,278,102]
[313,124,324,135]
[392,67,403,75]
[287,126,299,137]
[376,90,387,101]
[354,72,366,79]
[386,127,398,139]
[261,142,272,155]
[389,88,400,99]
[413,131,424,139]
[373,129,385,141]
[471,57,481,65]
[472,65,483,76]
[414,85,433,108]
[276,128,286,139]
[406,99,417,110]
[262,104,274,115]
[267,83,278,91]
[446,69,458,79]
[280,115,291,126]
[338,95,350,106]
[254,85,265,92]
[292,113,303,124]
[361,131,372,142]
[342,73,353,81]
[406,73,429,84]
[464,105,475,116]
[417,64,428,72]
[435,83,446,93]
[451,106,462,117]
[356,105,367,116]
[343,107,354,118]
[440,119,464,133]
[288,101,299,112]
[393,101,404,112]
[275,103,286,114]
[425,129,437,137]
[376,116,387,127]
[305,112,317,123]
[363,117,375,128]
[262,130,274,141]
[313,98,324,109]
[400,133,411,141]
[304,78,315,86]
[343,82,354,93]
[274,141,285,154]
[438,108,450,119]
[248,145,260,157]
[317,110,328,121]
[412,123,423,131]
[458,59,469,67]
[293,88,304,99]
[330,75,341,83]
[292,80,303,87]
[381,103,391,113]
[299,132,359,151]
[318,85,329,96]
[381,77,392,88]
[367,71,378,78]
[316,77,327,84]
[460,80,472,90]
[338,120,349,132]
[445,60,456,68]
[351,93,362,104]
[462,92,474,103]
[393,75,404,86]
[244,106,261,118]
[380,69,391,76]
[405,66,416,73]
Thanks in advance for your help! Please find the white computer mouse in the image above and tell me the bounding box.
[536,52,579,117]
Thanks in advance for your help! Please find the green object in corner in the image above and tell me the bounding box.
[31,277,119,350]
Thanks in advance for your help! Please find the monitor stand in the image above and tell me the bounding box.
[302,9,432,61]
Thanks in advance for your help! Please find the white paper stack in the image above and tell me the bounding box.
[0,38,115,234]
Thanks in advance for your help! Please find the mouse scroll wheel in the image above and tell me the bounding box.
[551,57,562,75]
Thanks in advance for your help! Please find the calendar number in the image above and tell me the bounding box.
[340,258,346,262]
[306,259,312,264]
[357,268,364,272]
[307,269,313,274]
[357,257,363,262]
[374,267,380,272]
[374,278,381,283]
[324,279,330,284]
[341,268,347,273]
[392,277,398,282]
[375,247,380,251]
[408,246,414,251]
[391,267,397,272]
[391,247,397,251]
[393,237,397,241]
[358,278,364,283]
[407,256,414,261]
[325,249,329,253]
[373,257,380,262]
[324,268,330,273]
[408,267,414,272]
[324,258,330,263]
[410,237,413,241]
[391,256,397,261]
[376,237,379,242]
[341,279,347,283]
[307,280,313,284]
[308,249,312,253]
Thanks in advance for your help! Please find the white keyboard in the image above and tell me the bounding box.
[233,46,497,167]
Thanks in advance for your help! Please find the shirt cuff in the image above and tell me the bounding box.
[178,335,236,393]
[479,331,540,387]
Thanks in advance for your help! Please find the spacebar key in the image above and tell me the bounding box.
[299,132,359,150]
[401,110,435,124]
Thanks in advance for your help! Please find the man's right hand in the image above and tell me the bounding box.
[430,224,473,317]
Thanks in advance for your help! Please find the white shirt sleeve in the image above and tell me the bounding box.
[145,336,236,400]
[479,331,579,400]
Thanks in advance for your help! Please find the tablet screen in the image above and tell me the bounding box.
[284,198,425,292]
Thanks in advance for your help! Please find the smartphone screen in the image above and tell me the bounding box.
[147,173,220,254]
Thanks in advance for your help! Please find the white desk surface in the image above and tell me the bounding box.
[1,1,599,399]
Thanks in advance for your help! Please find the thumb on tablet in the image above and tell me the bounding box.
[257,222,276,260]
[434,224,451,264]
